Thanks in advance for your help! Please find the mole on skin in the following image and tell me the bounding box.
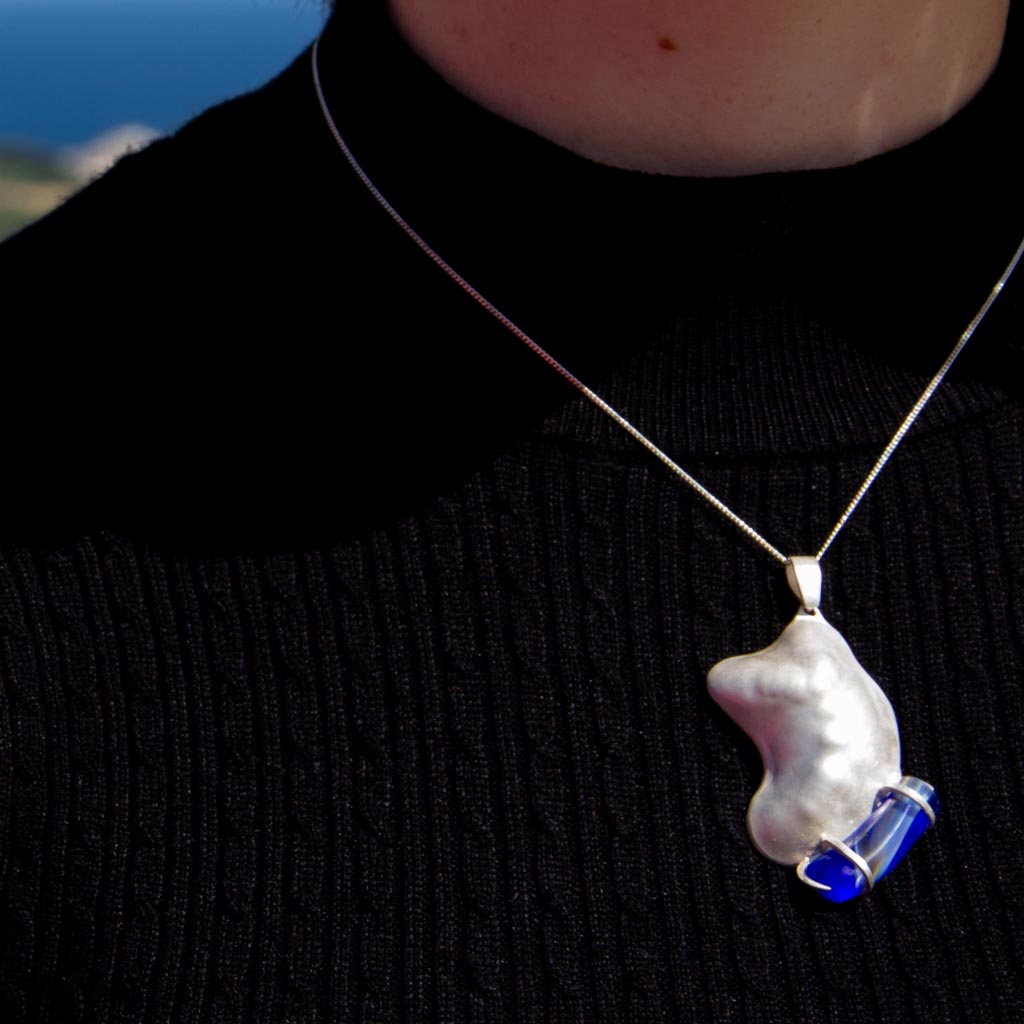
[657,36,679,51]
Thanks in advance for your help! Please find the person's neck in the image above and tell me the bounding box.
[384,0,1010,177]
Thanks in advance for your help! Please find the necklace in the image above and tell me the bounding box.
[311,36,1024,902]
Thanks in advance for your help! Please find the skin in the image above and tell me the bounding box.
[385,0,1010,176]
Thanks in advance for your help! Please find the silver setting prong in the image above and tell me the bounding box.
[819,835,875,891]
[796,857,832,891]
[875,781,936,826]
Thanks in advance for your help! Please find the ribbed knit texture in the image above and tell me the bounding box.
[0,415,1022,1022]
[1,3,1023,1022]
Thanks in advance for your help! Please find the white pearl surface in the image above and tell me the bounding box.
[707,613,902,865]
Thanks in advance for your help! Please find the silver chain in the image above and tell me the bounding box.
[311,36,1024,567]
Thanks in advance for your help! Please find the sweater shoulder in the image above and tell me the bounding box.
[0,46,337,281]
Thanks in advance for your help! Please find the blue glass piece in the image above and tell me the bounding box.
[801,777,938,903]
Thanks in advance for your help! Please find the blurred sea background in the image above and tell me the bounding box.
[0,0,327,240]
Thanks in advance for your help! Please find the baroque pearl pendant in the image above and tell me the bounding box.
[706,556,937,901]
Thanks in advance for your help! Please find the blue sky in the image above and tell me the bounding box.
[0,0,329,148]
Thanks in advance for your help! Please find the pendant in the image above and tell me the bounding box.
[706,556,938,902]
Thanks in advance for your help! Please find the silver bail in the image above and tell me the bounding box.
[785,556,822,614]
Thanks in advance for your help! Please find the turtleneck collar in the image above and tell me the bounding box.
[314,2,1024,357]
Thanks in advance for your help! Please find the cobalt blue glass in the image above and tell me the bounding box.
[801,776,939,903]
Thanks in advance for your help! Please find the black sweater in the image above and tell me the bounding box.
[0,3,1022,1021]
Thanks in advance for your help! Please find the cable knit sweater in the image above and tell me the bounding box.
[0,3,1022,1021]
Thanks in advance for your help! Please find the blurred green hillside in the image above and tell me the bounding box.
[0,148,76,242]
